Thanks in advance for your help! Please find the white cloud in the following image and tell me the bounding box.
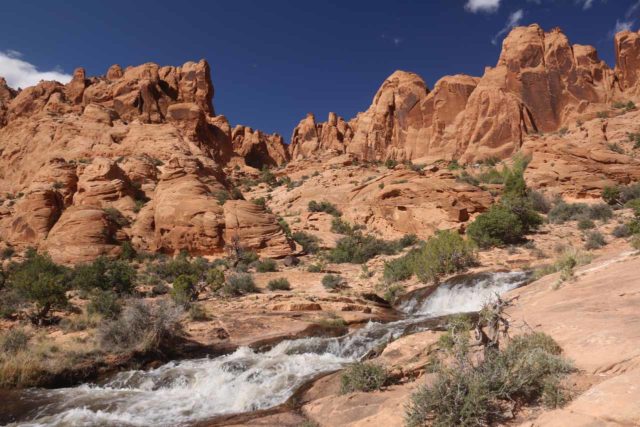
[465,0,501,13]
[492,9,525,45]
[577,0,595,10]
[0,50,71,90]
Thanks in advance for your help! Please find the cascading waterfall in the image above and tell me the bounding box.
[4,271,529,427]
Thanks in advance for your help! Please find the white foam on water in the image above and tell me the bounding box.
[401,271,530,316]
[8,271,529,427]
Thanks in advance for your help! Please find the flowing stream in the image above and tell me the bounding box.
[2,271,530,427]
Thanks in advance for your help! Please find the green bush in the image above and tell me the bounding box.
[330,217,361,235]
[71,257,136,294]
[307,263,323,273]
[405,332,573,427]
[308,200,341,216]
[328,233,397,264]
[120,241,137,261]
[340,362,388,394]
[222,274,258,296]
[467,205,523,247]
[384,231,477,283]
[87,289,121,319]
[267,278,291,291]
[405,365,491,427]
[577,218,595,230]
[321,274,342,290]
[171,275,198,306]
[631,235,640,250]
[602,183,640,206]
[255,259,277,272]
[205,268,225,291]
[7,252,68,321]
[292,231,320,254]
[549,202,589,224]
[146,253,207,283]
[585,231,606,250]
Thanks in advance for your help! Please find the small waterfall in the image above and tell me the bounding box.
[6,271,530,427]
[400,271,530,316]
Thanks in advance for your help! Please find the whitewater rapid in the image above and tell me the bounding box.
[4,271,530,427]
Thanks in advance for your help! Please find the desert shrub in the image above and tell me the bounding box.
[87,289,121,319]
[612,224,632,238]
[221,274,258,296]
[447,160,461,170]
[1,247,15,260]
[456,170,479,186]
[383,253,416,283]
[321,274,342,290]
[189,304,208,321]
[120,241,137,261]
[171,274,198,306]
[382,284,405,303]
[98,300,183,352]
[0,328,30,354]
[577,218,595,230]
[267,278,291,291]
[602,185,622,205]
[340,362,388,394]
[467,205,524,247]
[528,190,552,213]
[602,183,640,206]
[405,365,491,427]
[547,201,589,224]
[585,231,606,250]
[7,252,68,322]
[477,167,504,184]
[255,259,277,272]
[405,330,573,427]
[631,235,640,250]
[277,217,292,237]
[330,217,361,235]
[413,231,477,283]
[467,156,542,247]
[205,268,225,292]
[328,233,397,264]
[147,253,206,283]
[71,257,136,294]
[588,203,614,221]
[307,263,324,273]
[292,231,320,254]
[308,200,341,216]
[398,233,419,248]
[0,288,22,319]
[103,207,129,227]
[607,142,625,154]
[260,166,277,186]
[384,231,476,283]
[252,197,266,208]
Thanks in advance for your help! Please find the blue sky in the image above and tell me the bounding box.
[0,0,638,140]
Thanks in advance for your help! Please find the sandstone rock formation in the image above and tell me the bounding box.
[0,60,294,263]
[292,24,636,165]
[231,125,290,168]
[290,112,353,160]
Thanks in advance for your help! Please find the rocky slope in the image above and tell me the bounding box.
[0,60,293,263]
[2,24,640,261]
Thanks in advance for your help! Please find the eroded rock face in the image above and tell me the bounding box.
[0,59,294,262]
[615,29,640,95]
[290,113,352,160]
[293,24,632,164]
[232,125,290,168]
